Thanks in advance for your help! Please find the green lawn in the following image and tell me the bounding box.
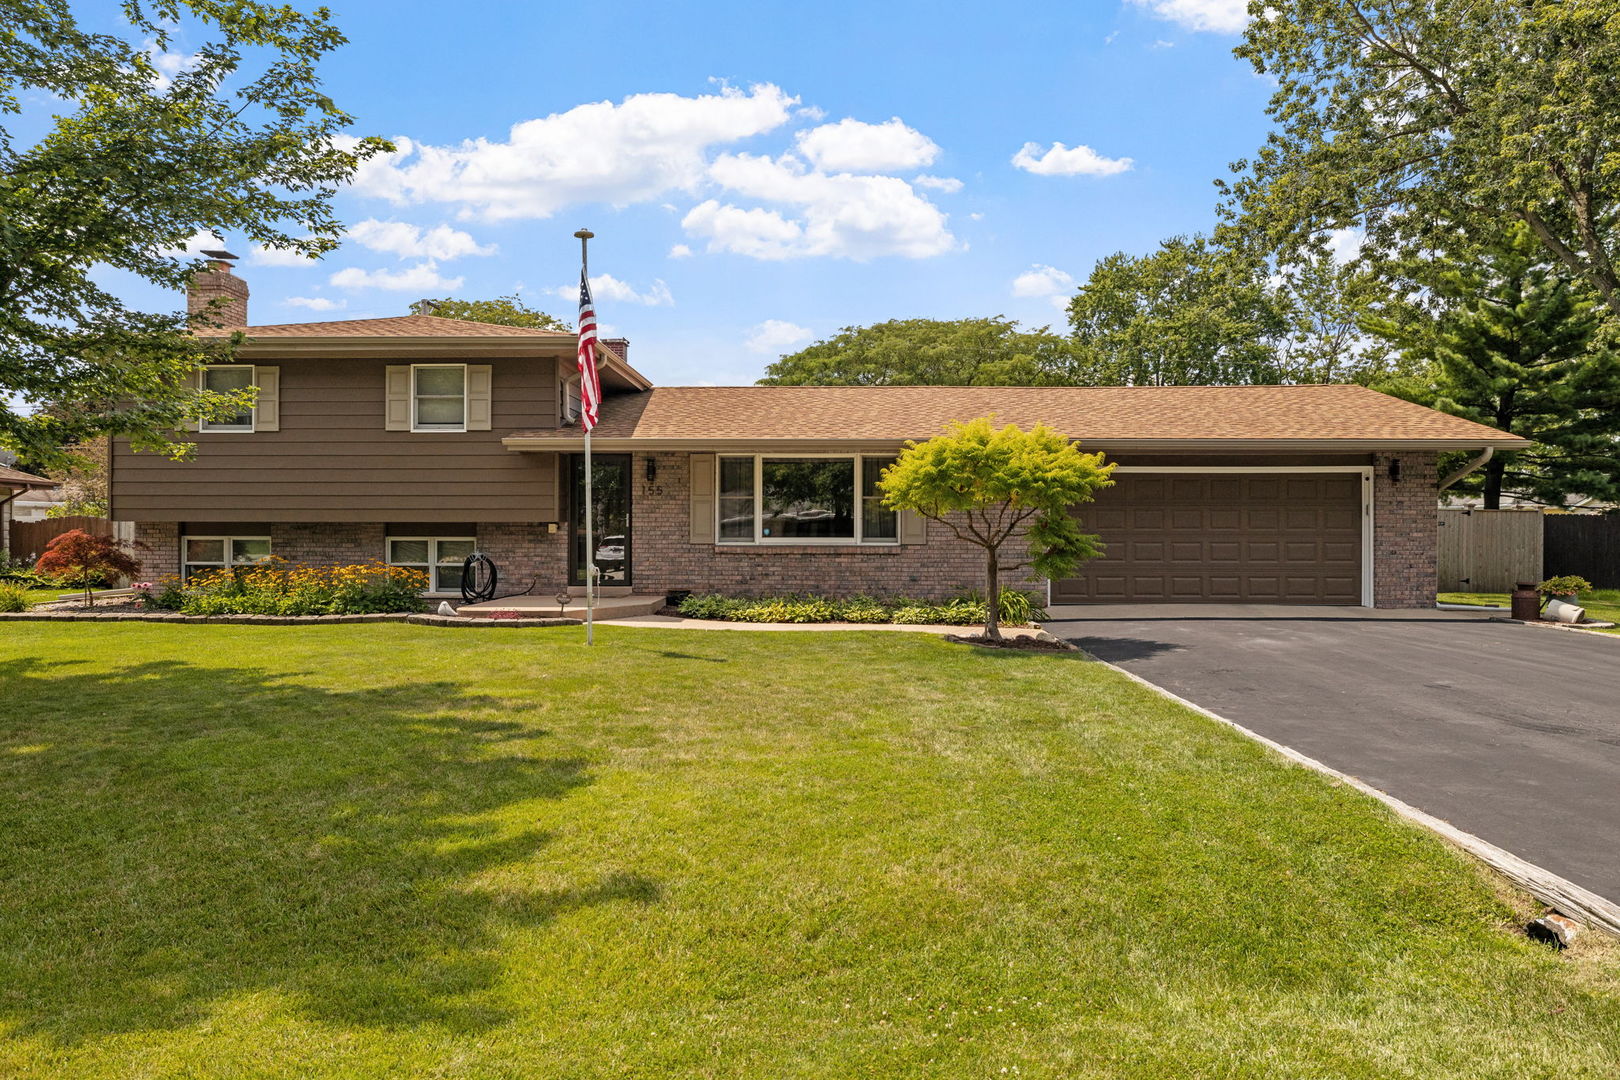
[2,625,1617,1078]
[1440,589,1620,632]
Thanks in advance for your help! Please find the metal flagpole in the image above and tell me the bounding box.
[575,228,595,645]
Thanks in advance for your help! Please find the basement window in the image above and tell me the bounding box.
[388,536,477,594]
[183,536,272,580]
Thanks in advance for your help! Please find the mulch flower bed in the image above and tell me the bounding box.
[945,632,1078,652]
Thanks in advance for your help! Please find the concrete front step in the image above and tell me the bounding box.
[456,593,665,619]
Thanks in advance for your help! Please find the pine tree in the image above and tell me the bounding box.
[1369,223,1620,509]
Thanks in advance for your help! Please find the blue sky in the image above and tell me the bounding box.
[150,0,1268,385]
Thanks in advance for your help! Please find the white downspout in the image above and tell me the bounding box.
[1439,447,1494,492]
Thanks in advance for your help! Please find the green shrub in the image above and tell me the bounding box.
[1538,575,1593,598]
[674,590,1046,627]
[0,582,34,613]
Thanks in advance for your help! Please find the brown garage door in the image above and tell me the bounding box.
[1052,473,1363,605]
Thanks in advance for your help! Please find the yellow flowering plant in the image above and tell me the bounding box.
[154,557,432,616]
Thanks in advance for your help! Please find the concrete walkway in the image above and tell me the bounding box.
[596,613,1049,637]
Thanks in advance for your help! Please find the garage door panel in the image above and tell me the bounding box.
[1053,472,1362,605]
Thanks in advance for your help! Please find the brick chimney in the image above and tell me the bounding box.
[187,251,249,328]
[601,337,629,365]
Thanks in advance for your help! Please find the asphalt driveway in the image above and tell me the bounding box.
[1043,605,1620,901]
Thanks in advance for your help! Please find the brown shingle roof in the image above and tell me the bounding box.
[0,464,60,490]
[506,384,1529,449]
[210,314,574,339]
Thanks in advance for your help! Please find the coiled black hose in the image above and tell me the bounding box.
[460,552,499,603]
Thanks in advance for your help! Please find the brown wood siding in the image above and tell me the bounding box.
[111,356,560,522]
[1054,473,1363,604]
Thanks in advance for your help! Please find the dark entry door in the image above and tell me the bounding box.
[569,454,631,586]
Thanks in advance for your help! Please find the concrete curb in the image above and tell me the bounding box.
[1487,615,1619,639]
[1075,646,1620,939]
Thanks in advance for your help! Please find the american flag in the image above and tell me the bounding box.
[576,269,601,431]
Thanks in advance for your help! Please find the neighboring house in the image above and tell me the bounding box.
[108,257,1530,608]
[10,486,64,523]
[0,464,61,555]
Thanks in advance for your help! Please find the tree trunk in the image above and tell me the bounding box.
[1483,457,1505,510]
[984,548,1001,642]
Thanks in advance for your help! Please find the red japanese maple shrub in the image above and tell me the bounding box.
[35,530,142,607]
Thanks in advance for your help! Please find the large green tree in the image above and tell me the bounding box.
[1223,0,1620,317]
[759,317,1073,386]
[409,294,569,331]
[0,0,388,466]
[1366,224,1620,508]
[1066,235,1395,385]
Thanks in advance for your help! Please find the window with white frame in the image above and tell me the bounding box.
[412,365,467,431]
[387,536,477,594]
[183,536,272,579]
[717,455,897,544]
[200,366,255,432]
[560,373,581,423]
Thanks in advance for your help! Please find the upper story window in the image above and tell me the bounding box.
[200,365,254,432]
[412,365,467,432]
[717,455,898,544]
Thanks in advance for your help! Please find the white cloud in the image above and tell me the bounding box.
[144,45,200,90]
[1127,0,1249,34]
[345,83,798,221]
[1011,140,1134,177]
[1150,39,1176,49]
[285,296,347,311]
[683,152,956,260]
[347,219,495,260]
[913,174,963,193]
[158,229,224,258]
[1011,264,1077,310]
[794,117,939,173]
[329,262,463,292]
[668,243,693,258]
[554,273,674,307]
[1326,227,1364,263]
[249,244,319,267]
[744,319,813,354]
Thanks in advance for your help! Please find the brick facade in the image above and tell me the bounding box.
[628,451,1039,600]
[129,450,1441,608]
[1372,451,1439,609]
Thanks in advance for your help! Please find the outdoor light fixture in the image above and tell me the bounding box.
[645,458,658,482]
[1388,458,1403,484]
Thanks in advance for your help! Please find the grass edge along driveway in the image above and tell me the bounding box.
[1,623,1617,1079]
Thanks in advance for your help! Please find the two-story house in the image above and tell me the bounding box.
[110,257,1530,607]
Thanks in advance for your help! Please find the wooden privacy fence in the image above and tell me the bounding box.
[7,515,115,561]
[1436,509,1544,592]
[1545,514,1620,589]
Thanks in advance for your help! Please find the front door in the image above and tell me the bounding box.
[569,454,631,586]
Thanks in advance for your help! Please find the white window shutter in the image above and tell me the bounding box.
[385,365,411,431]
[253,366,279,431]
[689,453,715,544]
[466,365,492,430]
[898,509,928,545]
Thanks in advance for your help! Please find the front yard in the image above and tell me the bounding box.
[1,624,1617,1078]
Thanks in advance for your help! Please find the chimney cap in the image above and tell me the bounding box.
[200,249,238,261]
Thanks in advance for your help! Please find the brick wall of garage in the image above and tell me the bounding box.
[1373,451,1438,608]
[629,451,1039,600]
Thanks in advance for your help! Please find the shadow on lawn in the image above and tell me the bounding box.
[0,657,657,1045]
